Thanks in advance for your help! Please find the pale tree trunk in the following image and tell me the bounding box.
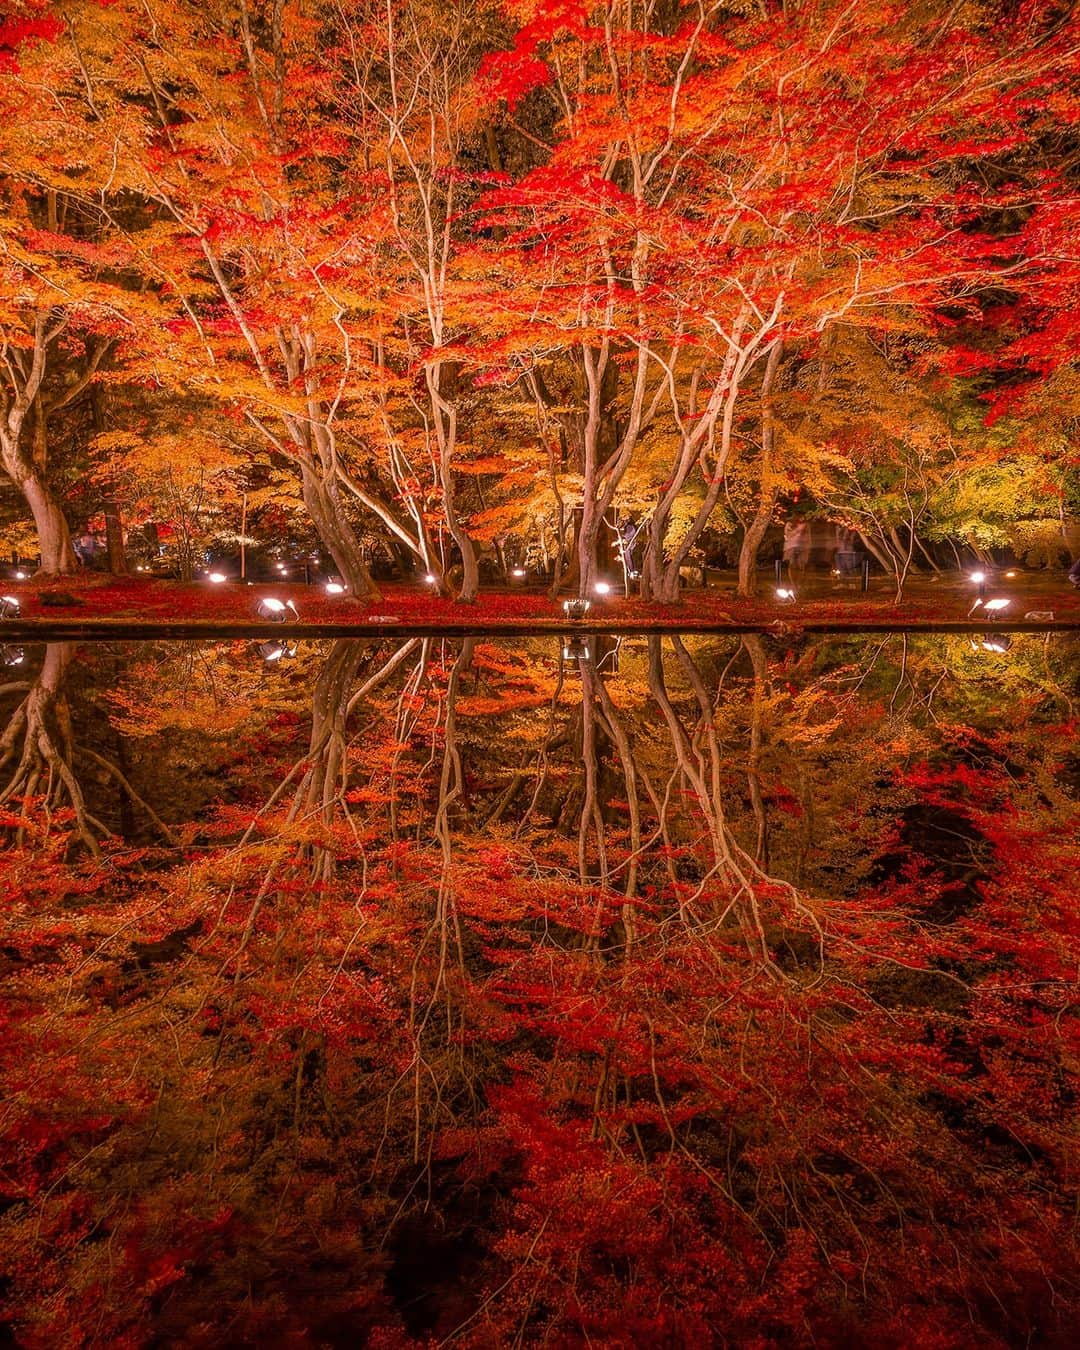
[642,316,747,602]
[0,428,77,575]
[0,314,98,576]
[741,635,770,867]
[576,339,656,599]
[22,465,76,574]
[656,375,743,604]
[736,341,784,598]
[301,465,381,601]
[428,364,479,602]
[0,644,104,854]
[288,639,366,882]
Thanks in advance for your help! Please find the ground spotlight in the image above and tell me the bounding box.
[968,596,1010,619]
[256,596,299,622]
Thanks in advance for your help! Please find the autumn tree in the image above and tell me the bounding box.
[475,0,1080,599]
[0,12,119,573]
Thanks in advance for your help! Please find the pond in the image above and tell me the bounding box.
[1,632,1078,1346]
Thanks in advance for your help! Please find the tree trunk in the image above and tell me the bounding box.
[91,384,127,574]
[3,446,77,575]
[103,501,127,575]
[289,639,366,881]
[1,409,77,576]
[439,447,479,602]
[738,341,783,598]
[738,495,776,598]
[301,466,380,600]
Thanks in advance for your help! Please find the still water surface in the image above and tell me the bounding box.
[1,633,1077,1346]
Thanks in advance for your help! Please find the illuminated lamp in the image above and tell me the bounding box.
[968,596,1010,619]
[258,639,297,661]
[256,596,299,622]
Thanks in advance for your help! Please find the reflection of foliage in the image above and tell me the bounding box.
[105,641,308,743]
[1,633,1078,1344]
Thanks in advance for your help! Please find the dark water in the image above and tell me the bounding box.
[1,633,1078,1347]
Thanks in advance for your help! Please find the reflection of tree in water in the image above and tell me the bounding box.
[2,632,1078,1345]
[0,643,171,855]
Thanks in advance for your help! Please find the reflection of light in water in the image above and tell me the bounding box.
[0,595,21,618]
[562,634,592,663]
[971,633,1011,653]
[258,639,297,662]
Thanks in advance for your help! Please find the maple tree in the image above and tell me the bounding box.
[473,0,1080,601]
[0,1,1075,589]
[0,8,116,574]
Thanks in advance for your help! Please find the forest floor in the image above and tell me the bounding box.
[2,568,1079,638]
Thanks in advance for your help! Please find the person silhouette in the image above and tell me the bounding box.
[783,518,810,580]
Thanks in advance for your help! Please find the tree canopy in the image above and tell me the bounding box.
[0,0,1076,596]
